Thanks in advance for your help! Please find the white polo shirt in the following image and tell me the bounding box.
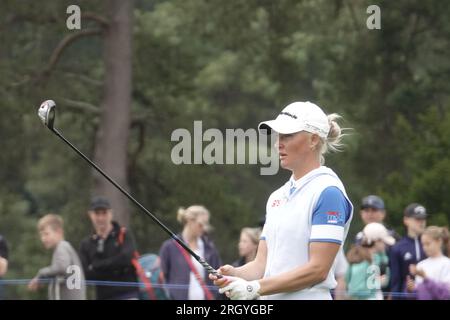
[260,166,353,300]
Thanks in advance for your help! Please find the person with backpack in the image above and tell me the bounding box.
[135,253,170,300]
[159,205,222,300]
[79,196,139,300]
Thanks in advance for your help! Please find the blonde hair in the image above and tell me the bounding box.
[423,226,449,250]
[318,113,349,164]
[38,214,64,232]
[241,227,261,245]
[177,205,210,226]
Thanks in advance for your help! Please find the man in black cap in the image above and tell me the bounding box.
[354,195,399,244]
[389,203,427,299]
[79,196,139,299]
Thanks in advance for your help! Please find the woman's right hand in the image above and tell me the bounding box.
[209,264,236,287]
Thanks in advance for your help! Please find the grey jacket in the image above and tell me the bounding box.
[37,240,86,300]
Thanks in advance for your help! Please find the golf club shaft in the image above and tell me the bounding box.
[51,128,221,278]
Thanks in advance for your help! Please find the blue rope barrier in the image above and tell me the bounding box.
[0,278,219,291]
[0,278,420,298]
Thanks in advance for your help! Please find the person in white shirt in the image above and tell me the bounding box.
[211,101,353,300]
[333,248,350,300]
[407,226,450,299]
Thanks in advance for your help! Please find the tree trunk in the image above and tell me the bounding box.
[93,0,133,227]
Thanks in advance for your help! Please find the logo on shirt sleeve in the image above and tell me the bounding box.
[326,211,342,224]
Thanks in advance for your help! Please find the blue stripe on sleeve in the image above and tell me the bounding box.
[312,186,351,227]
[309,238,342,244]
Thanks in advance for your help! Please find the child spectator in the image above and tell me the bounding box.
[389,203,427,299]
[233,227,261,267]
[28,214,86,300]
[345,223,395,299]
[407,226,450,300]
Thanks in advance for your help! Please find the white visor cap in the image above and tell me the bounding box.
[258,101,330,139]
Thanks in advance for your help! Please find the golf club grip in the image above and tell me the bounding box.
[51,127,222,278]
[197,257,223,279]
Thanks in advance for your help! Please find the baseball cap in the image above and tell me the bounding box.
[363,222,396,246]
[258,101,330,138]
[361,195,385,210]
[89,196,111,211]
[404,203,427,219]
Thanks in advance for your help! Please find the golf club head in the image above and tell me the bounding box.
[38,100,56,129]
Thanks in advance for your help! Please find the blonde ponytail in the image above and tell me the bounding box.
[177,207,188,225]
[319,113,350,164]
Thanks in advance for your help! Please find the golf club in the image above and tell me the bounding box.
[38,100,222,279]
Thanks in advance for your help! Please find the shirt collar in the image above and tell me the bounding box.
[285,166,337,198]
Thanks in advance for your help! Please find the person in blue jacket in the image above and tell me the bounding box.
[389,203,427,299]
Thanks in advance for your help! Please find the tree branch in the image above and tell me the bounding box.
[82,12,109,28]
[42,28,102,78]
[60,98,100,114]
[59,97,154,125]
[63,71,103,87]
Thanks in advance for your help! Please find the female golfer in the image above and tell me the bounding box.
[212,101,353,300]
